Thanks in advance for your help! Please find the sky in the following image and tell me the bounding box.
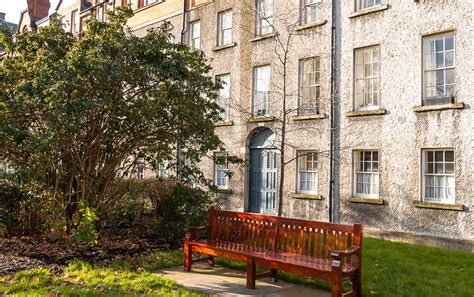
[0,0,61,24]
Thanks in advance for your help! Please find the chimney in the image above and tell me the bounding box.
[26,0,50,32]
[0,12,6,21]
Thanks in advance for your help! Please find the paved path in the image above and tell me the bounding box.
[156,262,330,296]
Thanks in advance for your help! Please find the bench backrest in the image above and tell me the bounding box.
[208,208,362,259]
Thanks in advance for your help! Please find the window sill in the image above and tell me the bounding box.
[217,188,233,194]
[292,114,326,121]
[247,116,274,123]
[250,33,276,42]
[349,197,384,205]
[413,102,464,113]
[213,42,237,52]
[214,121,234,127]
[135,1,163,13]
[413,201,464,211]
[349,4,390,18]
[295,20,328,31]
[290,193,322,200]
[346,108,386,117]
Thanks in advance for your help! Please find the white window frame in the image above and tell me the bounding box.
[297,151,318,194]
[217,10,233,46]
[252,65,271,117]
[136,167,144,180]
[214,152,229,189]
[189,20,201,50]
[216,74,231,122]
[298,57,321,115]
[157,161,169,179]
[355,0,381,11]
[256,0,273,36]
[354,45,381,111]
[422,31,455,104]
[353,150,379,198]
[71,10,79,34]
[144,0,160,6]
[301,0,321,25]
[421,149,455,204]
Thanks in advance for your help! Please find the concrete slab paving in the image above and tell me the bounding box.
[156,262,330,296]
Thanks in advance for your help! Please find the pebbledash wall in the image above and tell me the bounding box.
[17,0,473,244]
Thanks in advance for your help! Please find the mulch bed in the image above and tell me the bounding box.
[0,227,173,276]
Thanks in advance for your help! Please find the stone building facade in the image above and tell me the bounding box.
[16,0,473,243]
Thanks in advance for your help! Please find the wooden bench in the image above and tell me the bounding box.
[184,208,363,297]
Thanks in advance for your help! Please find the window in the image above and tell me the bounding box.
[70,10,78,34]
[422,149,455,204]
[353,150,379,198]
[214,152,229,189]
[81,0,93,11]
[356,0,381,11]
[216,74,231,122]
[189,21,201,50]
[256,0,273,36]
[95,1,105,22]
[177,152,194,183]
[253,65,271,117]
[297,151,318,194]
[301,0,321,24]
[139,0,160,7]
[166,30,175,43]
[157,161,169,178]
[136,167,144,180]
[422,32,455,105]
[217,10,233,46]
[121,0,129,6]
[354,45,380,111]
[299,57,320,115]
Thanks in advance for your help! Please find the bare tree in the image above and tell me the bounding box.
[224,1,359,218]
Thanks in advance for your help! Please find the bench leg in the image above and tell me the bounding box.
[208,256,215,267]
[184,245,192,272]
[246,257,256,289]
[353,271,362,297]
[331,276,343,297]
[270,269,278,282]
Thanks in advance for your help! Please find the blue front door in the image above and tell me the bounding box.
[249,148,277,214]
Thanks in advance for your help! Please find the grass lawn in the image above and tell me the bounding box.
[0,250,203,297]
[1,238,472,296]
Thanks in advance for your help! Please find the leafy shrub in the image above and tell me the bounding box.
[0,178,51,237]
[72,202,99,244]
[102,179,178,232]
[102,180,149,231]
[155,184,215,242]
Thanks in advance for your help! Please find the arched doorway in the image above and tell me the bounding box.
[248,128,277,214]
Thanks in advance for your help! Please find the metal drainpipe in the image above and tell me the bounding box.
[180,0,188,44]
[176,0,188,179]
[328,0,337,223]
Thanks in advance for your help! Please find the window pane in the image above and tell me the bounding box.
[445,36,454,50]
[445,150,454,162]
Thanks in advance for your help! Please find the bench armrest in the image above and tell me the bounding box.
[330,245,360,259]
[184,225,211,241]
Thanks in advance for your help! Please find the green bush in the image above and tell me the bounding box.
[155,184,215,242]
[102,180,149,231]
[0,178,49,237]
[72,202,99,244]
